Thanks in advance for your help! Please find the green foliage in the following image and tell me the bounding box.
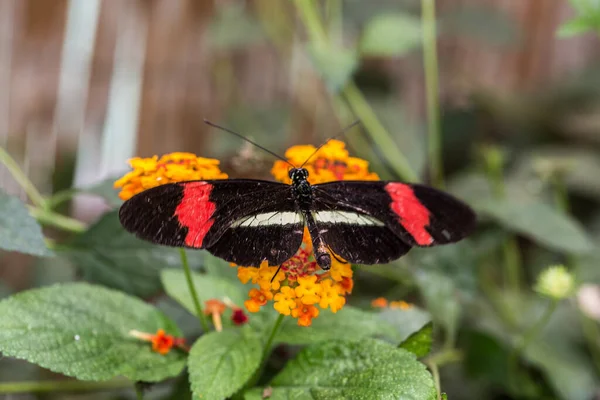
[557,0,600,37]
[188,328,262,400]
[274,306,401,345]
[0,189,52,257]
[400,322,433,357]
[161,269,246,312]
[0,283,185,381]
[477,200,594,254]
[307,44,358,93]
[245,339,437,400]
[360,13,422,57]
[62,211,203,297]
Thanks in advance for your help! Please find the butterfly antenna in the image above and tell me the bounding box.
[204,119,295,168]
[299,120,361,168]
[270,264,283,283]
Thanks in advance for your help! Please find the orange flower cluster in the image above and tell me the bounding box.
[371,297,413,310]
[237,232,354,326]
[114,152,228,201]
[271,139,379,184]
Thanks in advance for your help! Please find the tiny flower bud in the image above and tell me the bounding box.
[534,265,575,300]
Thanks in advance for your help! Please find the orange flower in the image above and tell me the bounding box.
[371,297,388,308]
[318,280,346,313]
[244,288,273,313]
[274,286,297,316]
[291,300,320,327]
[204,299,227,332]
[114,152,228,200]
[128,329,187,355]
[390,300,413,310]
[295,275,322,305]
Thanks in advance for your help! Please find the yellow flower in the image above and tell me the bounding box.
[270,139,379,185]
[114,152,228,200]
[295,275,322,305]
[318,280,346,313]
[390,300,413,310]
[329,261,353,282]
[256,262,286,291]
[274,286,297,316]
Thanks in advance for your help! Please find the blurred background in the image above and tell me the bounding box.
[1,0,600,399]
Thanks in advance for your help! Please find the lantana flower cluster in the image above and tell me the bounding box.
[114,152,228,201]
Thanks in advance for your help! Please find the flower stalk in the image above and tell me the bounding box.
[0,146,46,208]
[179,248,210,332]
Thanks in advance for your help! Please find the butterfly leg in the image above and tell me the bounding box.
[304,211,331,270]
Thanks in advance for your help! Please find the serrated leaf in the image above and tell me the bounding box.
[0,189,52,257]
[188,328,262,400]
[399,322,433,357]
[360,13,422,57]
[62,211,203,297]
[245,339,437,400]
[161,269,247,314]
[307,44,358,93]
[556,17,595,37]
[0,283,185,381]
[275,306,401,345]
[477,200,594,254]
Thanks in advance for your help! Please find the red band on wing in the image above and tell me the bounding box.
[385,183,433,246]
[174,182,216,248]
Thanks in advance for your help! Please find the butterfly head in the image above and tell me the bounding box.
[289,168,309,184]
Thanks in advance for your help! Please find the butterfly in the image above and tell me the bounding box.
[118,122,476,270]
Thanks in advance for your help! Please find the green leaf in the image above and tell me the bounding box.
[82,177,123,208]
[399,322,433,357]
[307,44,358,93]
[557,17,595,37]
[245,339,436,400]
[0,283,185,381]
[275,306,401,345]
[62,211,203,297]
[0,189,52,257]
[161,269,247,313]
[188,328,262,400]
[477,200,594,254]
[360,13,422,57]
[415,270,461,346]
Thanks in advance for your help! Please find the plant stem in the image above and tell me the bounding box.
[421,0,443,188]
[508,299,559,390]
[179,248,210,332]
[294,0,418,182]
[135,383,144,400]
[0,378,131,394]
[426,361,442,400]
[0,146,46,208]
[343,83,419,182]
[47,187,80,209]
[28,206,87,233]
[263,313,285,359]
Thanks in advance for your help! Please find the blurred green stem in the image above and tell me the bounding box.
[179,248,210,332]
[294,0,418,182]
[0,379,131,394]
[508,299,559,390]
[426,361,442,400]
[421,0,443,188]
[483,147,521,292]
[47,188,80,209]
[28,205,87,233]
[135,384,144,400]
[0,146,46,208]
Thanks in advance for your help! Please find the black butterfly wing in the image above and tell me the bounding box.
[312,181,476,264]
[118,179,304,267]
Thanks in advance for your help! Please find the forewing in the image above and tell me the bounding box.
[119,179,304,266]
[312,181,475,263]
